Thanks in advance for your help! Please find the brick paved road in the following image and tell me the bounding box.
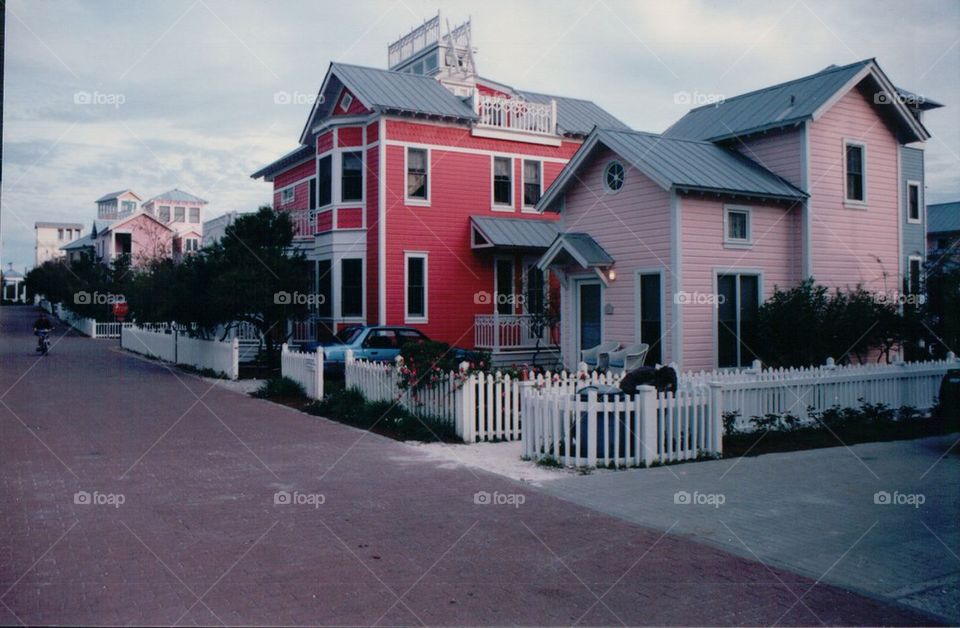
[0,305,942,625]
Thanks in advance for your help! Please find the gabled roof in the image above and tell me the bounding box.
[538,128,807,212]
[928,201,960,235]
[251,144,315,181]
[92,219,115,235]
[144,189,208,204]
[537,232,614,273]
[96,189,140,202]
[470,216,560,249]
[664,59,931,143]
[61,233,95,251]
[94,211,174,236]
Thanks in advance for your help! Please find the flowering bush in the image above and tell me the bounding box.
[396,341,489,396]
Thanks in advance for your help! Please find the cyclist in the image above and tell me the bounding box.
[33,311,54,352]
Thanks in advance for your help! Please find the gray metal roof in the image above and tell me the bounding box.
[664,60,873,141]
[518,91,629,136]
[470,216,559,249]
[332,62,477,120]
[92,219,115,235]
[61,233,95,250]
[35,221,83,229]
[96,189,137,202]
[594,128,807,200]
[561,233,614,265]
[145,189,208,204]
[928,201,960,235]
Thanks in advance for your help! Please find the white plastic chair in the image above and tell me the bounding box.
[580,341,620,370]
[600,343,649,372]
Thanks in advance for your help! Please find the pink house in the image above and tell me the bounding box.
[537,60,940,371]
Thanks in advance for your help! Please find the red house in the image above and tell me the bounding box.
[252,14,626,364]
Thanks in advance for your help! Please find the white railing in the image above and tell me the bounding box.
[475,96,556,136]
[474,314,558,351]
[680,356,956,431]
[177,335,240,380]
[94,322,132,338]
[281,343,324,400]
[387,14,441,68]
[524,385,720,468]
[121,327,240,379]
[122,327,177,362]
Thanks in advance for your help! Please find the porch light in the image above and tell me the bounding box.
[607,268,616,282]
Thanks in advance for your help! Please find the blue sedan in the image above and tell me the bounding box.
[304,326,478,375]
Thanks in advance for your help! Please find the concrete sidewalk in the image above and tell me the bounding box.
[0,305,945,625]
[538,436,960,622]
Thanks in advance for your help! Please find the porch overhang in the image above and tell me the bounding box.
[536,232,615,286]
[470,216,560,251]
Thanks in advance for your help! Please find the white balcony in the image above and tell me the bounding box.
[474,95,557,137]
[474,314,559,352]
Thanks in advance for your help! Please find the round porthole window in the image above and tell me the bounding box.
[604,161,625,193]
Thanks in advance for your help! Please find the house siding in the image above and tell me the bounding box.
[557,146,674,368]
[366,143,380,325]
[730,128,803,188]
[900,146,926,268]
[807,84,901,293]
[680,194,801,371]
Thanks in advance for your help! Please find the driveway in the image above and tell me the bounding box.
[539,435,960,623]
[0,305,943,625]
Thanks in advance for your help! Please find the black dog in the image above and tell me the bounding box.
[618,365,678,394]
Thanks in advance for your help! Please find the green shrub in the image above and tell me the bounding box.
[253,376,306,400]
[307,387,458,442]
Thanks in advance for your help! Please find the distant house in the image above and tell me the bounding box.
[202,210,254,247]
[538,59,942,371]
[141,189,207,242]
[927,201,960,254]
[35,222,85,266]
[91,213,176,266]
[1,263,26,302]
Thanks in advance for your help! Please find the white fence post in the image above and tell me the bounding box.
[637,385,658,467]
[231,337,240,380]
[709,381,724,455]
[315,347,324,399]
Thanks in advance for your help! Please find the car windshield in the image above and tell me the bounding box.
[335,327,363,344]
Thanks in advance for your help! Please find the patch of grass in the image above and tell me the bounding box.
[535,455,563,468]
[306,387,460,443]
[179,364,229,380]
[253,376,307,401]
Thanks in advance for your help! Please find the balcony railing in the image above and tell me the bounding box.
[474,314,559,352]
[475,96,556,136]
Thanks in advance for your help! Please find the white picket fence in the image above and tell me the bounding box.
[523,385,721,468]
[280,343,324,399]
[121,326,240,379]
[344,353,626,442]
[681,356,957,431]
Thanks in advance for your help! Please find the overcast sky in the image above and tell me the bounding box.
[2,0,958,272]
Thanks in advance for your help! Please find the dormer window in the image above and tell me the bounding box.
[339,93,353,113]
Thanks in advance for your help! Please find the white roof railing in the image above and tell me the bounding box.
[474,95,557,136]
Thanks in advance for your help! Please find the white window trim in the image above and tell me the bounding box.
[404,252,428,323]
[603,160,625,195]
[491,155,515,211]
[906,180,922,224]
[339,149,365,204]
[723,205,753,248]
[339,92,353,113]
[337,256,365,321]
[521,159,543,213]
[404,147,431,206]
[280,187,295,205]
[843,139,868,208]
[907,255,924,293]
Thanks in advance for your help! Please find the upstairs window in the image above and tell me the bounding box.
[309,177,317,210]
[189,207,200,223]
[159,206,171,222]
[724,207,751,245]
[317,156,332,207]
[406,148,429,202]
[405,254,427,321]
[339,93,353,113]
[845,142,865,203]
[121,200,136,214]
[174,206,186,222]
[907,182,921,223]
[341,151,363,202]
[493,156,512,207]
[280,188,294,205]
[604,161,625,193]
[523,160,542,208]
[57,228,64,241]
